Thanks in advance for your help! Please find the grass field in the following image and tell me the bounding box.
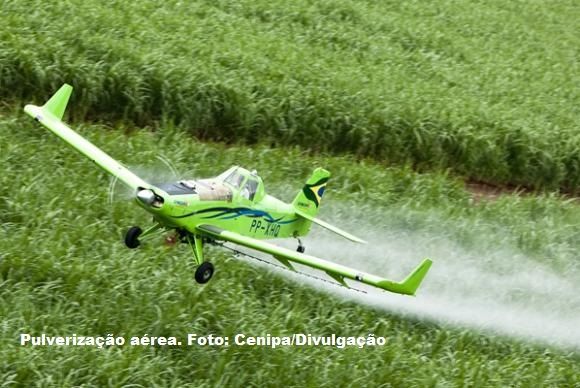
[1,0,580,189]
[2,0,580,385]
[1,113,580,386]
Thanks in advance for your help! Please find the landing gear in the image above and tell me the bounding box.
[187,233,215,285]
[195,262,214,284]
[297,238,305,253]
[124,223,164,249]
[125,225,216,284]
[125,226,142,249]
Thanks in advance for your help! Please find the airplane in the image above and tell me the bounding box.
[24,84,433,296]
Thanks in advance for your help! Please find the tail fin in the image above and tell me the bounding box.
[292,168,330,217]
[42,84,72,120]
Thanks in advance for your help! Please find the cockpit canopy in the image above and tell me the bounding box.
[158,166,264,203]
[217,166,265,202]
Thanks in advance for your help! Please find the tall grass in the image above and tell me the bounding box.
[1,114,580,386]
[1,0,579,190]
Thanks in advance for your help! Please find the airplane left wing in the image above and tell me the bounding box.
[197,224,432,296]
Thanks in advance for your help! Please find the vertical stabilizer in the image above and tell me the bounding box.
[292,168,330,217]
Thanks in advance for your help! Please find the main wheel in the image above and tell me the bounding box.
[297,245,306,253]
[195,262,214,284]
[125,226,142,249]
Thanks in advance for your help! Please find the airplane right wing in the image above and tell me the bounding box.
[24,84,152,191]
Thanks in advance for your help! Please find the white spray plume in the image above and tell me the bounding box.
[237,204,580,351]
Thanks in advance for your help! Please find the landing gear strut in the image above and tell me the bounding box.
[187,234,215,284]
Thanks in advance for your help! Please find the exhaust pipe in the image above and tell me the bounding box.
[136,188,164,208]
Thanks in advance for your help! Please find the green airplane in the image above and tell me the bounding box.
[24,84,432,296]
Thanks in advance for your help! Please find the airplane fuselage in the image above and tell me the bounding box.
[136,187,312,240]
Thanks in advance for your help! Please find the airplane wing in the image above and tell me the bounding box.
[24,84,152,191]
[197,224,432,296]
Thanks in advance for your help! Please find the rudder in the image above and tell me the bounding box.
[292,168,330,217]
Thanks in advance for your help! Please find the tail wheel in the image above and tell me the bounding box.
[195,262,214,284]
[296,236,305,253]
[125,226,142,249]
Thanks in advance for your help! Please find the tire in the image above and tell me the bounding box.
[125,226,142,249]
[297,245,306,253]
[195,262,214,284]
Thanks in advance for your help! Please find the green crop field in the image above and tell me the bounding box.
[2,0,580,189]
[2,0,580,386]
[1,115,580,386]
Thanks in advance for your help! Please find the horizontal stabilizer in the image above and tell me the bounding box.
[295,209,366,244]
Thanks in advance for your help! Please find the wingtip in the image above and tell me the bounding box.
[42,83,73,120]
[376,257,433,296]
[402,257,433,294]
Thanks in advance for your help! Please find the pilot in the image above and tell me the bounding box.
[241,170,258,200]
[241,185,251,200]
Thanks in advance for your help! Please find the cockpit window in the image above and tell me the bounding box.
[224,170,245,189]
[241,179,259,201]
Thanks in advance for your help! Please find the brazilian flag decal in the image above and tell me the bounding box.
[302,177,329,208]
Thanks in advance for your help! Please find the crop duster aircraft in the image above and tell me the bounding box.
[24,84,433,296]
